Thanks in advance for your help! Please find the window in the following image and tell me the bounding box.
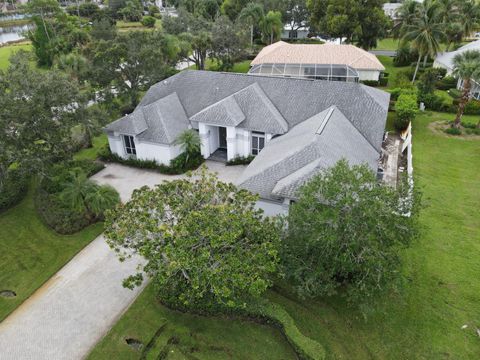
[123,135,136,156]
[251,132,265,155]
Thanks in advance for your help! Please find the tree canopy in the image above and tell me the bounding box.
[282,160,421,305]
[105,169,281,310]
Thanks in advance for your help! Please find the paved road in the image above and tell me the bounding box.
[0,161,245,360]
[369,50,397,57]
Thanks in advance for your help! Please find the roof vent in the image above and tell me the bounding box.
[316,107,335,135]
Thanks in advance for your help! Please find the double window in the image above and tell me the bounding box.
[251,132,265,156]
[123,135,136,157]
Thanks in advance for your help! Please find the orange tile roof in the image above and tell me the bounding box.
[251,41,385,71]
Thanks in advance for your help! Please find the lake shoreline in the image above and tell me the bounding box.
[0,18,32,27]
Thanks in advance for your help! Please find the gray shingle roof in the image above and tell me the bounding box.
[237,106,380,200]
[105,111,147,136]
[138,92,190,144]
[137,71,389,151]
[190,95,245,127]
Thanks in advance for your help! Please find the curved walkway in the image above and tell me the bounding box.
[0,161,245,360]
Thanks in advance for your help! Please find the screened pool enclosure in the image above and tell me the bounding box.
[248,63,360,82]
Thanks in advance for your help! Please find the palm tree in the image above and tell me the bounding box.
[393,0,420,39]
[238,3,264,48]
[260,11,283,45]
[401,0,444,83]
[436,0,459,25]
[85,184,120,217]
[60,171,120,219]
[174,129,201,164]
[460,0,480,39]
[451,50,480,128]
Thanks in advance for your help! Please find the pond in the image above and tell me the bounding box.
[0,24,31,44]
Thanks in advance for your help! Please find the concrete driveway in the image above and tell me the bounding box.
[91,160,246,201]
[0,161,246,360]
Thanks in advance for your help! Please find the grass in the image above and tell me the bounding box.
[0,42,32,70]
[375,38,400,51]
[116,20,161,32]
[74,134,108,161]
[188,59,251,73]
[377,55,411,89]
[88,284,297,360]
[0,187,103,322]
[87,111,480,359]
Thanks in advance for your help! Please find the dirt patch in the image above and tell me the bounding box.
[102,174,118,179]
[429,121,480,140]
[0,290,16,298]
[125,338,143,351]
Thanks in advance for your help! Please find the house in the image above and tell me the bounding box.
[249,41,385,82]
[434,40,480,100]
[281,24,309,40]
[104,71,390,215]
[383,3,402,19]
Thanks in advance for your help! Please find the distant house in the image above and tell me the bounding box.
[249,41,385,82]
[434,40,480,99]
[281,24,309,40]
[383,3,402,19]
[104,71,389,215]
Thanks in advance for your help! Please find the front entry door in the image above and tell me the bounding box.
[218,127,227,149]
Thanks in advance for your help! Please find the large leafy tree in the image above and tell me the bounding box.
[211,15,247,70]
[307,0,388,48]
[88,31,181,107]
[0,52,81,183]
[105,169,280,310]
[282,160,421,305]
[451,50,480,128]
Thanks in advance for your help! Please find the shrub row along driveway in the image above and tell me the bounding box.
[0,161,246,360]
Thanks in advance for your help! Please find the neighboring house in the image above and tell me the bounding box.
[249,41,385,82]
[383,3,402,19]
[104,71,390,215]
[434,40,480,99]
[281,24,309,40]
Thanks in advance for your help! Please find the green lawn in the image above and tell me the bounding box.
[0,43,32,70]
[377,55,411,89]
[375,38,400,51]
[0,188,103,322]
[74,134,108,161]
[87,111,480,359]
[116,20,162,32]
[88,284,296,360]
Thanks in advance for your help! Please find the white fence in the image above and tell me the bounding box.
[400,122,413,184]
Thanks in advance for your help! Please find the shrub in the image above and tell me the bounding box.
[465,128,480,135]
[99,144,204,174]
[226,155,255,166]
[448,88,462,99]
[35,159,107,234]
[360,80,379,87]
[35,190,93,234]
[464,99,480,115]
[445,127,462,135]
[461,121,477,129]
[394,91,418,131]
[418,92,444,111]
[436,76,457,90]
[141,16,156,28]
[148,5,161,17]
[0,168,29,212]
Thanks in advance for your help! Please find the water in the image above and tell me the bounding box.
[0,13,27,21]
[0,24,30,44]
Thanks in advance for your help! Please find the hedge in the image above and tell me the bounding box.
[252,301,326,360]
[0,168,29,213]
[99,145,204,174]
[226,155,255,166]
[394,91,418,131]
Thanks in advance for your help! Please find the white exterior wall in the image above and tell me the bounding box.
[357,70,381,81]
[107,135,126,158]
[107,134,181,165]
[135,140,182,165]
[256,199,290,217]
